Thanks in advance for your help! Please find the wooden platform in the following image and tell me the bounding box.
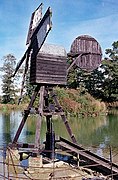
[56,137,118,179]
[0,147,109,180]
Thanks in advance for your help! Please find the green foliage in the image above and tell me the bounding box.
[0,54,18,104]
[100,42,118,102]
[25,70,36,99]
[22,70,39,105]
[67,58,78,88]
[67,41,118,103]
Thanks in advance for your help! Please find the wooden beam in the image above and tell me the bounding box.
[35,86,45,149]
[12,85,40,144]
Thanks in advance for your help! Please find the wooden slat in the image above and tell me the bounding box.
[35,74,66,78]
[36,63,67,69]
[70,35,102,55]
[37,53,66,59]
[70,35,102,71]
[35,80,66,85]
[30,53,67,85]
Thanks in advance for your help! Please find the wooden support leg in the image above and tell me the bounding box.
[18,52,30,105]
[77,153,80,167]
[35,86,45,149]
[12,85,40,144]
[50,88,77,144]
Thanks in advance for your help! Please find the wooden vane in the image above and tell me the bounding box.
[12,5,52,77]
[26,3,43,45]
[69,35,102,71]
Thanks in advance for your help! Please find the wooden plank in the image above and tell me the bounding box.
[36,70,66,76]
[35,86,45,149]
[35,76,66,81]
[69,35,102,71]
[34,80,66,85]
[36,63,66,69]
[36,60,66,65]
[30,70,66,76]
[57,137,118,179]
[30,76,67,85]
[30,65,66,71]
[35,79,66,84]
[71,36,102,55]
[30,52,67,85]
[35,74,66,78]
[36,64,66,70]
[37,53,67,60]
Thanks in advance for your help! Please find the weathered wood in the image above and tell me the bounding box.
[12,85,40,144]
[67,54,82,73]
[70,35,102,71]
[18,51,31,104]
[30,78,66,85]
[12,7,52,78]
[50,89,77,144]
[35,86,45,149]
[30,44,67,85]
[57,137,118,179]
[26,3,43,45]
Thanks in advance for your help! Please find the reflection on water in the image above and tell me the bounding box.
[0,110,118,163]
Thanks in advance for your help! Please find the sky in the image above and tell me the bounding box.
[0,0,118,61]
[0,0,118,93]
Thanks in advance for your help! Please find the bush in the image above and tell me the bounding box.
[55,87,106,116]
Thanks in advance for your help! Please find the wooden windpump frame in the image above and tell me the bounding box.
[11,4,102,158]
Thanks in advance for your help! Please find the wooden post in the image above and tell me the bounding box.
[18,51,32,105]
[35,86,45,149]
[67,54,82,74]
[110,146,113,179]
[7,148,9,179]
[3,147,6,180]
[50,88,77,144]
[77,153,80,167]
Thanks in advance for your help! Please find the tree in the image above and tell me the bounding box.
[25,70,36,99]
[100,41,118,102]
[67,41,118,102]
[0,54,18,104]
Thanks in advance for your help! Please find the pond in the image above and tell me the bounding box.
[0,109,118,164]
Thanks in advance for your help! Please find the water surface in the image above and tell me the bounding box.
[0,110,118,163]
